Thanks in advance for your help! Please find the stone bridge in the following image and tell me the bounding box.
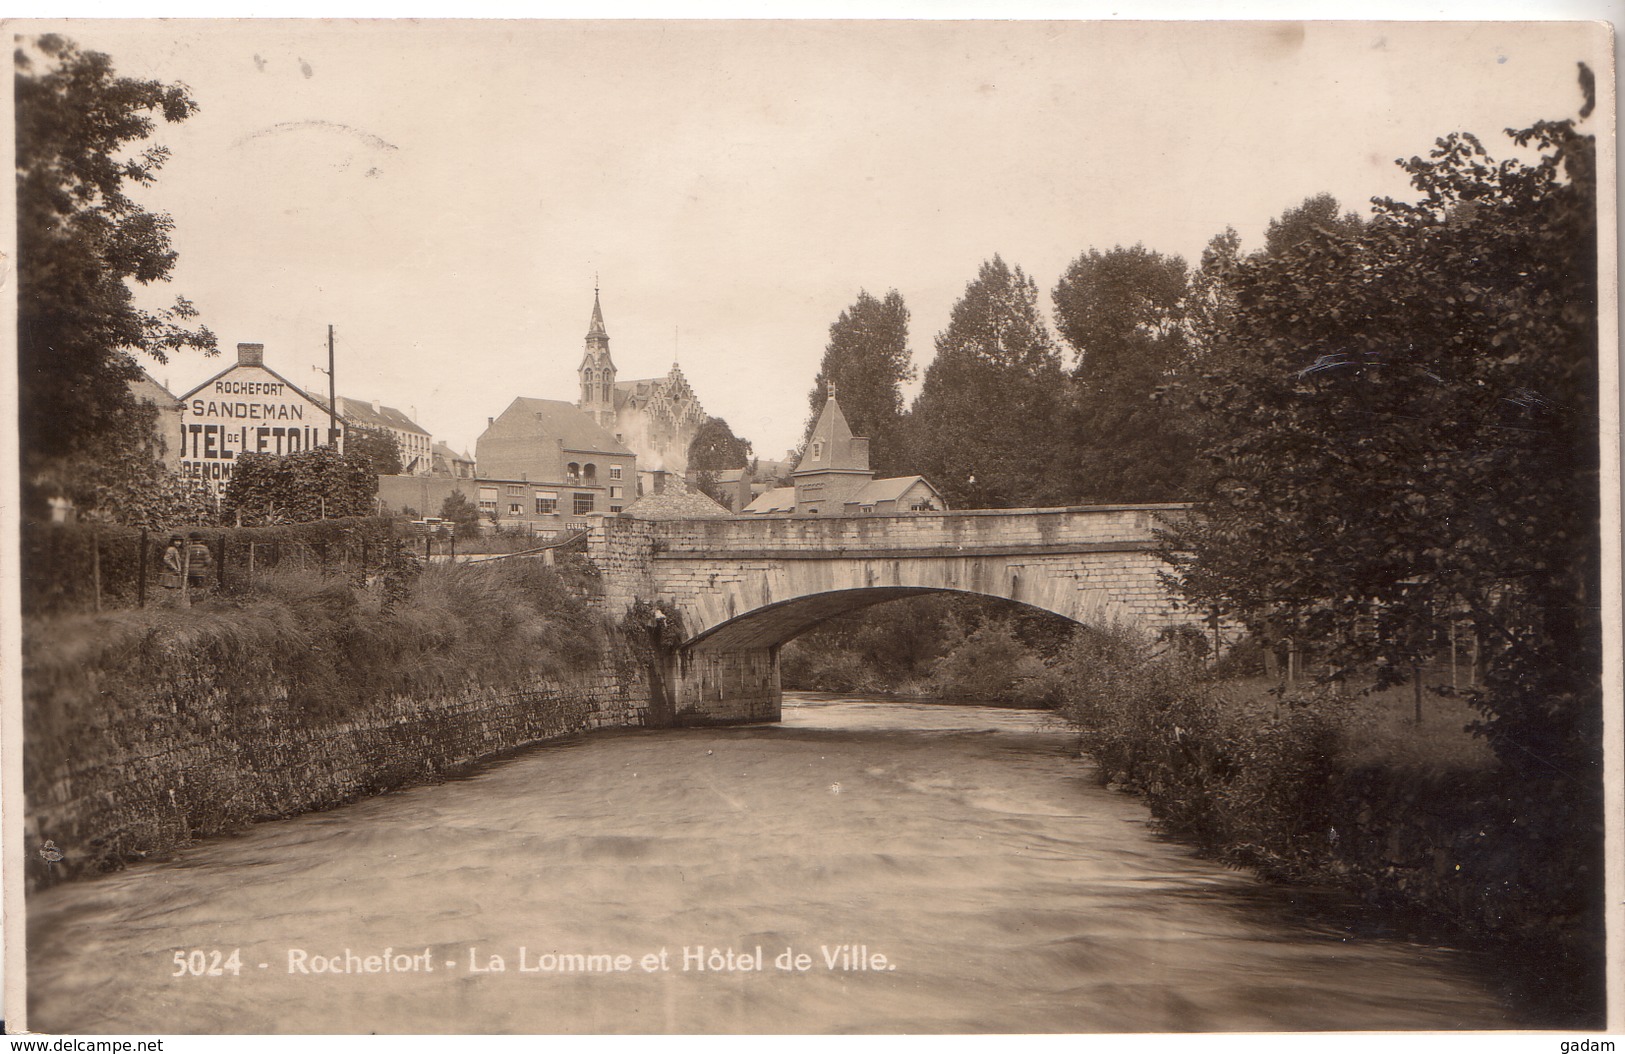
[588,504,1202,726]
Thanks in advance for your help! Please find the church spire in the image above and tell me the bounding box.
[586,278,609,344]
[580,279,616,423]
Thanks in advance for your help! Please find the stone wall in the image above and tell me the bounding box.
[605,504,1189,558]
[24,638,651,889]
[667,647,782,725]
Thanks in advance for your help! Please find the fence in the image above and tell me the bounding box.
[19,517,456,615]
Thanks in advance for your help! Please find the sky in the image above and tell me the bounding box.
[16,18,1614,460]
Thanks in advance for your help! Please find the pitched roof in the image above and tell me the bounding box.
[319,395,431,437]
[846,475,939,505]
[128,369,181,409]
[741,485,797,514]
[796,393,869,474]
[622,487,733,520]
[432,441,473,462]
[494,397,635,456]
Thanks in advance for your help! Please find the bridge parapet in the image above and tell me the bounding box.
[622,504,1189,558]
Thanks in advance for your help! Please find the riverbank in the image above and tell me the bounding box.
[1042,632,1606,1029]
[22,558,651,888]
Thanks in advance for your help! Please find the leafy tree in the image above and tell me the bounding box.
[687,416,753,508]
[804,289,916,477]
[687,416,752,473]
[1259,192,1367,259]
[439,491,482,539]
[346,425,404,476]
[1165,113,1600,780]
[909,256,1067,508]
[1051,245,1198,503]
[1185,226,1243,361]
[222,447,378,525]
[1053,245,1188,374]
[16,35,216,517]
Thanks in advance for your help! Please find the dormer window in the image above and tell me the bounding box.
[811,439,825,461]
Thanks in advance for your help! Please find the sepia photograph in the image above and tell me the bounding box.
[2,16,1618,1037]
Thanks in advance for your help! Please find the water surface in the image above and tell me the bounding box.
[27,693,1522,1033]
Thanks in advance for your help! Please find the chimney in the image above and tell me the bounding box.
[237,342,265,366]
[372,399,382,415]
[488,417,494,427]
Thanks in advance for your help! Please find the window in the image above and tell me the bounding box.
[535,491,557,515]
[478,500,497,514]
[506,485,523,496]
[609,505,622,514]
[609,464,623,480]
[811,439,824,461]
[583,463,597,483]
[566,462,581,483]
[509,503,523,516]
[609,485,622,499]
[573,492,595,515]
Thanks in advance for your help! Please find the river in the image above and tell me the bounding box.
[25,692,1526,1034]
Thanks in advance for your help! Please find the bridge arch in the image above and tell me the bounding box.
[683,577,1160,653]
[590,505,1197,725]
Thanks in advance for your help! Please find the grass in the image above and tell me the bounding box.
[1221,664,1497,771]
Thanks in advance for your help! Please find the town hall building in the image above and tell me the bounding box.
[575,288,709,494]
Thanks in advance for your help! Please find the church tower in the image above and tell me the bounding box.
[578,285,617,428]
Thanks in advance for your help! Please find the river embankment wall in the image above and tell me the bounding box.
[23,590,653,890]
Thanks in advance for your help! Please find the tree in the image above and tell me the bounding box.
[1259,192,1366,259]
[16,35,216,517]
[439,491,482,539]
[804,289,916,477]
[1185,226,1243,361]
[909,256,1067,508]
[346,426,404,476]
[1051,245,1198,503]
[222,448,378,525]
[1165,112,1601,779]
[687,416,753,508]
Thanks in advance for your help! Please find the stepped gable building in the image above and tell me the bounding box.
[742,391,946,517]
[575,288,708,492]
[176,342,344,495]
[475,396,636,521]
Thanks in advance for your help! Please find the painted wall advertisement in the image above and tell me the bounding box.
[179,365,341,493]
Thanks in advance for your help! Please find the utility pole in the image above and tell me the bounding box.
[327,324,338,449]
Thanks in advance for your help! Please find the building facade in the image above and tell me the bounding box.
[742,393,947,517]
[576,290,708,492]
[176,343,345,496]
[475,396,637,522]
[128,369,184,470]
[312,395,434,475]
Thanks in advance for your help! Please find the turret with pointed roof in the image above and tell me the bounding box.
[790,391,874,513]
[742,390,947,517]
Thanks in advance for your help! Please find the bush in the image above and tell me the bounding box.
[1049,625,1605,1025]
